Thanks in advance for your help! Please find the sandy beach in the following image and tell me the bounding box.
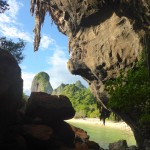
[66,118,132,132]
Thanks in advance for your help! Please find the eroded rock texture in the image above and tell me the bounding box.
[31,0,150,149]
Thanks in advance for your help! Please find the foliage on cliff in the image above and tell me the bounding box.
[0,2,25,64]
[61,84,99,118]
[0,0,9,13]
[75,80,85,89]
[31,72,53,94]
[106,59,150,125]
[52,83,67,95]
[0,37,26,64]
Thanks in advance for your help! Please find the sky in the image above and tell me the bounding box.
[0,0,88,95]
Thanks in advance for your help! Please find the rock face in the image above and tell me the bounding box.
[23,124,53,141]
[75,80,85,89]
[0,50,23,125]
[109,140,128,150]
[109,140,139,150]
[52,80,85,95]
[52,83,67,95]
[24,92,100,149]
[26,92,75,121]
[70,124,89,140]
[31,0,150,149]
[31,72,53,94]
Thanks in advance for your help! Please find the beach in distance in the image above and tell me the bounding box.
[66,118,136,148]
[66,118,132,132]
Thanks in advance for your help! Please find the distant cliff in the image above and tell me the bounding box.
[52,81,98,118]
[75,80,85,89]
[31,72,53,94]
[52,83,67,95]
[52,80,85,95]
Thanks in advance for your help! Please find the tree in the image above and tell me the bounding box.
[0,2,25,64]
[0,37,26,63]
[0,0,9,13]
[61,84,100,118]
[105,59,150,149]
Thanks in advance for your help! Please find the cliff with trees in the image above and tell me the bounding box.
[30,0,150,149]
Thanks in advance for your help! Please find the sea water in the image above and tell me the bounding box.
[68,121,136,149]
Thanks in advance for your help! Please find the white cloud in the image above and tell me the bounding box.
[22,72,35,95]
[0,0,33,42]
[7,0,23,19]
[46,48,88,89]
[0,14,12,23]
[0,0,23,23]
[19,65,27,70]
[21,48,88,95]
[40,35,55,50]
[0,24,33,41]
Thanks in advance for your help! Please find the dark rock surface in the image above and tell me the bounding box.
[0,50,23,126]
[109,140,128,150]
[26,92,76,122]
[70,124,89,141]
[23,124,53,141]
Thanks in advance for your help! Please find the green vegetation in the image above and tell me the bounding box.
[105,59,150,125]
[0,3,26,64]
[61,84,99,118]
[0,37,26,64]
[35,72,50,81]
[23,93,29,101]
[31,72,53,94]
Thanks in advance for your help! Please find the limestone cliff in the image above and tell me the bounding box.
[30,0,149,106]
[52,83,67,95]
[75,80,85,89]
[52,80,85,95]
[31,72,53,94]
[31,0,150,149]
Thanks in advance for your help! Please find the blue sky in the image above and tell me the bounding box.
[0,0,88,95]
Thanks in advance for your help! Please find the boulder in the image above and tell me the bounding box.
[70,125,89,141]
[50,121,75,148]
[23,125,53,141]
[22,123,74,150]
[144,139,150,150]
[109,140,128,150]
[0,50,23,126]
[0,134,27,150]
[126,145,138,150]
[75,142,88,150]
[70,124,103,150]
[25,92,75,122]
[86,141,101,150]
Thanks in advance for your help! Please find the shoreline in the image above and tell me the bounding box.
[66,118,132,132]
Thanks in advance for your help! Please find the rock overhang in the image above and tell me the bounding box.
[31,0,150,122]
